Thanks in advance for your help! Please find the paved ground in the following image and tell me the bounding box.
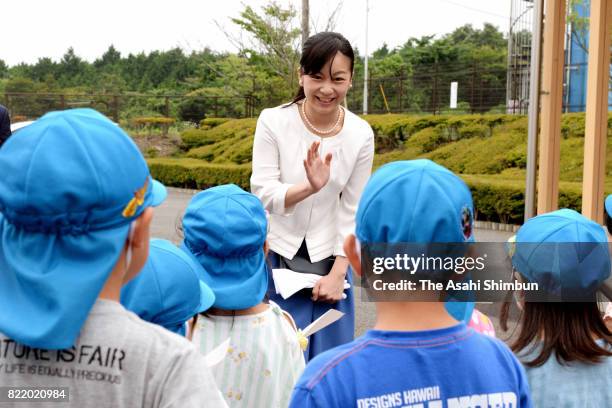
[152,187,519,342]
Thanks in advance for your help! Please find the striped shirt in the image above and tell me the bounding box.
[195,302,305,407]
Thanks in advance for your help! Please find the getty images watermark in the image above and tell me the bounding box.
[360,243,608,302]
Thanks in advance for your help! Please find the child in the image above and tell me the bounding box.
[290,159,531,407]
[121,238,215,337]
[0,109,225,407]
[502,209,612,407]
[181,184,305,407]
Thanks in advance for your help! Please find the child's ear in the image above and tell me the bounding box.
[343,234,362,276]
[263,240,269,257]
[124,207,154,283]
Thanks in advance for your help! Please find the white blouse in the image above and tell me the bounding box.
[250,103,374,262]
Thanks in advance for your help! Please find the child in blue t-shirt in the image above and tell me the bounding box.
[501,209,612,407]
[289,159,532,408]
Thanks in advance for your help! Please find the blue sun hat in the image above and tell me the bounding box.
[604,195,612,234]
[355,159,475,322]
[511,209,610,296]
[121,239,215,336]
[0,108,167,349]
[605,195,612,219]
[181,184,268,310]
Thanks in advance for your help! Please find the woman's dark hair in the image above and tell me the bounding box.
[500,297,612,367]
[288,32,355,105]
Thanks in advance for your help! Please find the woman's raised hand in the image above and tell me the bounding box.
[303,141,332,193]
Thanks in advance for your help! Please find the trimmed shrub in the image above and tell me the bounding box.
[131,117,175,127]
[130,116,175,136]
[180,118,257,151]
[199,117,231,128]
[146,158,585,225]
[148,158,251,189]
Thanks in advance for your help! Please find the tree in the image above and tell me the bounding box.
[372,43,390,59]
[58,48,93,87]
[0,59,7,79]
[226,1,301,99]
[94,45,122,68]
[30,58,58,83]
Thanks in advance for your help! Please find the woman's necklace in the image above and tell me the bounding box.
[300,99,343,135]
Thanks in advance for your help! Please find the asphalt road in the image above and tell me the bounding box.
[152,187,518,342]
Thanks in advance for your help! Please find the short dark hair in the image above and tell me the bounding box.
[500,300,612,367]
[288,32,355,105]
[605,210,612,235]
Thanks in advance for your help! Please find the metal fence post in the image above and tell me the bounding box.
[432,63,439,114]
[398,77,403,112]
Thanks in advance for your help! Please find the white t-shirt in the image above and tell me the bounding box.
[250,103,374,261]
[195,302,305,407]
[0,299,226,408]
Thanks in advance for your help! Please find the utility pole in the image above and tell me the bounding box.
[524,0,544,220]
[301,0,310,49]
[363,0,369,115]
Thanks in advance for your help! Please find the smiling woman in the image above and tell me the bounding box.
[250,32,375,362]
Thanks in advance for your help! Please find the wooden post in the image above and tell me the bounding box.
[536,0,566,214]
[581,0,612,223]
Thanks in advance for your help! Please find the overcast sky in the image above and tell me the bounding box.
[1,0,510,66]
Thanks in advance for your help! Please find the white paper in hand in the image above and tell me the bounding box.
[272,268,351,299]
[301,309,344,337]
[204,337,231,368]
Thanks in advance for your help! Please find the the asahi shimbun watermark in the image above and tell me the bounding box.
[360,242,610,302]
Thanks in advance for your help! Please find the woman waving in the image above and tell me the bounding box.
[251,32,374,361]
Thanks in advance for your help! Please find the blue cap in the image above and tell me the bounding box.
[605,195,612,218]
[0,108,167,349]
[356,160,475,322]
[121,239,215,335]
[512,209,610,295]
[356,160,474,243]
[181,184,268,310]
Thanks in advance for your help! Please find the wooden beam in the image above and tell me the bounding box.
[582,0,612,223]
[537,0,566,214]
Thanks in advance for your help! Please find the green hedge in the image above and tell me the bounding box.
[461,174,582,224]
[153,112,612,224]
[199,117,231,128]
[362,113,523,153]
[186,132,253,164]
[180,118,257,151]
[147,158,586,224]
[148,158,250,189]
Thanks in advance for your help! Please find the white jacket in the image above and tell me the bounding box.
[250,103,374,261]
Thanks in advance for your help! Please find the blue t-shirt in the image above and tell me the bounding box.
[520,340,612,408]
[290,323,532,408]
